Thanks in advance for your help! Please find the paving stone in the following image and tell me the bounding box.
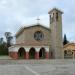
[0,59,74,75]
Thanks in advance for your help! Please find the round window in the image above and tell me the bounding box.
[34,31,44,41]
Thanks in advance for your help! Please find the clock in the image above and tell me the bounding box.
[34,31,44,41]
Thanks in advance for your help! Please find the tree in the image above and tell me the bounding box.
[0,42,8,55]
[63,34,69,45]
[0,32,13,55]
[5,32,13,47]
[0,37,3,44]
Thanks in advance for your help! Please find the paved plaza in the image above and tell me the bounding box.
[0,59,74,75]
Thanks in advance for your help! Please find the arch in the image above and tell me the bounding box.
[56,12,58,21]
[39,47,45,59]
[29,47,36,59]
[18,47,26,59]
[64,50,67,54]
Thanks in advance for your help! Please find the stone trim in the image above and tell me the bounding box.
[9,46,50,52]
[9,46,50,59]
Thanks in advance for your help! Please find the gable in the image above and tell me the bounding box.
[16,24,50,38]
[15,24,50,45]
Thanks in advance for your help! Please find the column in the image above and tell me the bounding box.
[45,47,49,59]
[14,52,18,59]
[35,48,40,59]
[24,52,26,59]
[35,52,39,59]
[45,52,49,59]
[26,52,29,59]
[25,47,30,59]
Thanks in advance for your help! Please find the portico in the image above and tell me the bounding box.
[9,45,50,59]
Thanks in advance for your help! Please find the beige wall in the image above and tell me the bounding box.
[63,43,75,59]
[16,30,26,44]
[16,26,51,46]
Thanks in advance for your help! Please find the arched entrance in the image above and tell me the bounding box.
[18,47,26,59]
[29,48,36,59]
[39,48,45,59]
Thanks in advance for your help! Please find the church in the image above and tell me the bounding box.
[9,8,63,59]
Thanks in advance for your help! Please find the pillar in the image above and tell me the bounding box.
[24,52,26,59]
[26,52,29,59]
[45,47,49,59]
[25,47,30,59]
[10,52,18,59]
[45,52,49,59]
[35,52,39,59]
[35,48,40,59]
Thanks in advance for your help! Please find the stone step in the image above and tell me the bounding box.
[0,59,75,65]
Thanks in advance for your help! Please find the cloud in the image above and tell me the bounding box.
[0,0,75,42]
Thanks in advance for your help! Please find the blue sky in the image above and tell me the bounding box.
[0,0,75,42]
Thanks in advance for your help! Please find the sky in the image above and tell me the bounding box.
[0,0,75,42]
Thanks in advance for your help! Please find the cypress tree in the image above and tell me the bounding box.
[63,34,69,45]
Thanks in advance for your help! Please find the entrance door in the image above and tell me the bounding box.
[18,47,25,59]
[29,48,35,59]
[39,48,45,59]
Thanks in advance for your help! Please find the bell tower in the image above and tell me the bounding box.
[48,8,63,59]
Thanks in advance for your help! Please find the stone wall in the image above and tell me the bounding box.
[16,25,51,46]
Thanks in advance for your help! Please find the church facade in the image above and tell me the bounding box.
[9,8,63,59]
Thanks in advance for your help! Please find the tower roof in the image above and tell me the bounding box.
[48,8,63,14]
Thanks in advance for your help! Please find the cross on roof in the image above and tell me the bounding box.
[36,17,40,24]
